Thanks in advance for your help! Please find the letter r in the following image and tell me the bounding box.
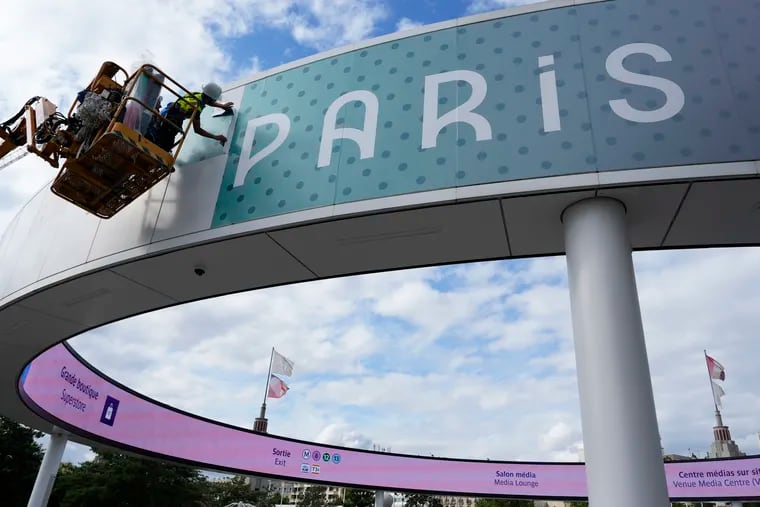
[422,70,492,149]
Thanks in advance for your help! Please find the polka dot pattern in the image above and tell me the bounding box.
[212,0,760,228]
[455,7,594,185]
[706,0,760,140]
[580,0,758,170]
[334,29,458,204]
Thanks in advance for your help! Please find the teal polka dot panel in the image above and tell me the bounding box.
[334,30,459,204]
[707,0,760,141]
[454,9,594,184]
[217,57,346,222]
[212,0,760,228]
[580,0,756,169]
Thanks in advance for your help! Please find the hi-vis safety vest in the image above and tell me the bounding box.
[174,93,206,116]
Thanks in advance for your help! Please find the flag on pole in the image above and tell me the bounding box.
[271,349,295,377]
[705,354,726,380]
[711,381,725,407]
[267,374,289,398]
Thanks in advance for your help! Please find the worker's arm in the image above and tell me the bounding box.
[210,100,234,111]
[191,115,227,146]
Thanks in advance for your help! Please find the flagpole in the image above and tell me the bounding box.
[257,347,274,426]
[704,349,719,413]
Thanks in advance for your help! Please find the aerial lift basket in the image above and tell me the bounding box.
[0,61,202,218]
[48,62,200,218]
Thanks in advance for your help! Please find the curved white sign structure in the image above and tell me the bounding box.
[1,0,759,501]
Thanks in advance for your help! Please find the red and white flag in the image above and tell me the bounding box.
[705,354,726,381]
[267,374,289,399]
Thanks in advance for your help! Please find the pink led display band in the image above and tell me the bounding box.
[18,344,760,501]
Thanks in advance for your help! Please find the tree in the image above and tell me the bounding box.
[299,485,327,507]
[263,489,286,507]
[205,475,262,506]
[344,489,374,507]
[405,493,443,507]
[51,449,208,507]
[0,415,44,507]
[473,499,532,507]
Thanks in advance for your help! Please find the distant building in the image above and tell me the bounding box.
[708,410,745,458]
[663,453,696,461]
[435,496,478,507]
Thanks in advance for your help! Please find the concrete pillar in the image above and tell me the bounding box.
[28,429,68,507]
[563,197,669,507]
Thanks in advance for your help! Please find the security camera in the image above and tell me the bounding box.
[193,266,206,277]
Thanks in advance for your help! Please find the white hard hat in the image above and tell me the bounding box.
[202,82,222,101]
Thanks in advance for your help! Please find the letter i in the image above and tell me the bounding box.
[538,55,561,133]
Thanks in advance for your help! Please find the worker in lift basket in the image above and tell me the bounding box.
[146,82,233,151]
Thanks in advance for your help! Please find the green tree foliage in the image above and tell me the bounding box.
[299,485,327,507]
[205,475,263,506]
[264,490,286,507]
[51,449,207,507]
[344,489,375,507]
[473,498,533,507]
[0,416,44,507]
[405,493,443,507]
[566,502,588,507]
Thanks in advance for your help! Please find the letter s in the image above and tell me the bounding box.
[605,43,685,123]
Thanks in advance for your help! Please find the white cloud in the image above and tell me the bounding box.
[316,423,373,449]
[537,420,585,462]
[65,249,760,464]
[395,17,423,33]
[230,55,263,84]
[0,0,389,232]
[288,0,388,50]
[466,0,544,14]
[0,0,388,117]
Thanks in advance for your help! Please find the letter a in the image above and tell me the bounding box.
[318,91,379,168]
[234,113,291,187]
[422,70,492,149]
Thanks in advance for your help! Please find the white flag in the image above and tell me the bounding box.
[712,381,725,407]
[271,349,294,377]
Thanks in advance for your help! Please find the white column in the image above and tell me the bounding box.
[563,197,669,507]
[28,429,68,507]
[375,490,385,507]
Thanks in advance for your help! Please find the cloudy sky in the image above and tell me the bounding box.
[1,0,758,470]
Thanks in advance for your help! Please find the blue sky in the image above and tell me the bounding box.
[221,0,466,70]
[1,0,759,471]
